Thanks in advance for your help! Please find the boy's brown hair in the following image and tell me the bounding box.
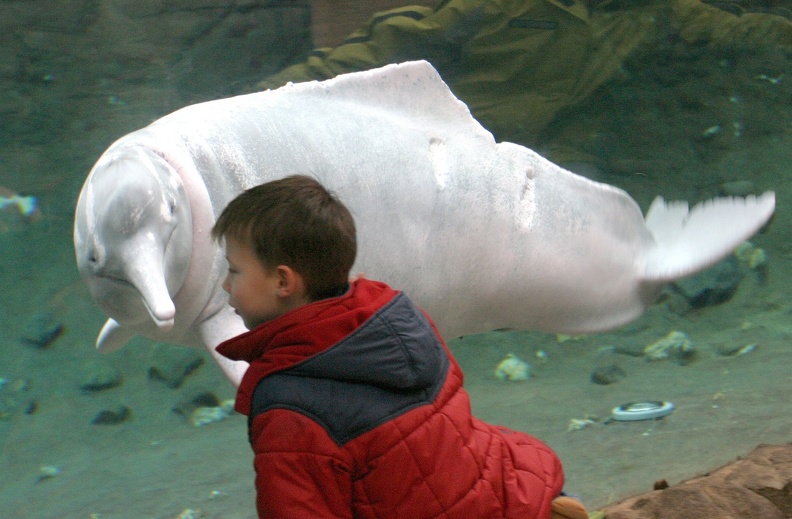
[211,175,357,301]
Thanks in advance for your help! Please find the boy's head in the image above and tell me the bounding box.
[212,175,357,308]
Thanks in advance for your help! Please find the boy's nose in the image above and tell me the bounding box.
[221,275,231,294]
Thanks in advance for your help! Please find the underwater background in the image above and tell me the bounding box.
[0,0,790,517]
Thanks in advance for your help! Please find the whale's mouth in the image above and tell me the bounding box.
[94,274,133,286]
[145,302,175,331]
[87,279,149,325]
[87,274,175,331]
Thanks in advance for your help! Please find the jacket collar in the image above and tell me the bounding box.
[218,278,400,415]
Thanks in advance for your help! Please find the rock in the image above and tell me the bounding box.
[643,330,697,365]
[190,400,235,427]
[172,391,235,427]
[172,3,312,99]
[91,405,131,425]
[734,241,769,284]
[494,353,531,381]
[600,443,792,519]
[36,465,62,483]
[79,361,122,392]
[311,0,439,47]
[671,257,744,309]
[0,0,317,150]
[0,378,33,420]
[716,343,758,357]
[612,342,648,357]
[172,391,220,417]
[0,0,99,34]
[112,0,233,19]
[590,364,626,385]
[664,290,693,316]
[20,311,64,349]
[148,344,204,388]
[23,401,38,415]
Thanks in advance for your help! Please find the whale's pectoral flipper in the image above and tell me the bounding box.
[96,318,137,353]
[197,306,250,387]
[642,192,776,282]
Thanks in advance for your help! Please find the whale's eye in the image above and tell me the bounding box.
[86,245,104,266]
[160,196,177,222]
[164,192,178,217]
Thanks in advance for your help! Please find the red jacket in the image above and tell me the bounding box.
[217,279,564,518]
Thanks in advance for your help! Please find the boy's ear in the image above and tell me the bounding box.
[274,265,306,297]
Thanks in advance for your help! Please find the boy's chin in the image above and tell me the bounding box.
[242,319,259,330]
[236,313,256,331]
[241,315,270,330]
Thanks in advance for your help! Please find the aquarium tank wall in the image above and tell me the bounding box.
[0,0,790,517]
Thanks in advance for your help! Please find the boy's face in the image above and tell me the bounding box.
[221,235,307,330]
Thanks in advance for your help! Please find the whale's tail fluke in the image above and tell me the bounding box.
[641,192,775,282]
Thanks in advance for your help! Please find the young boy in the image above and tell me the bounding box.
[212,175,588,519]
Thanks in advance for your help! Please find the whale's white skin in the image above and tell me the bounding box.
[74,61,776,387]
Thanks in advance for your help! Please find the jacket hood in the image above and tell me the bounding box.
[290,291,444,391]
[217,279,447,415]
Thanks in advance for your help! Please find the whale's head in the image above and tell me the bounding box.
[74,147,192,337]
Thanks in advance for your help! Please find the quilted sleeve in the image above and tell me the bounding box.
[251,408,355,518]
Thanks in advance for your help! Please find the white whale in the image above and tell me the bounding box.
[73,61,775,387]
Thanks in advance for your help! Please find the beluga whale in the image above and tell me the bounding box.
[74,60,776,387]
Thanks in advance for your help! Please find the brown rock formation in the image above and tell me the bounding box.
[601,443,792,519]
[311,0,439,47]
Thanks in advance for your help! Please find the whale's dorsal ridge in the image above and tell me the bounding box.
[277,61,488,138]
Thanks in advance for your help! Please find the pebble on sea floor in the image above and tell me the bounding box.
[567,418,597,432]
[80,362,122,392]
[590,364,626,385]
[91,405,131,425]
[643,330,696,365]
[148,345,205,389]
[37,465,61,483]
[494,353,531,381]
[717,343,758,357]
[20,311,64,349]
[733,241,768,270]
[190,399,235,427]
